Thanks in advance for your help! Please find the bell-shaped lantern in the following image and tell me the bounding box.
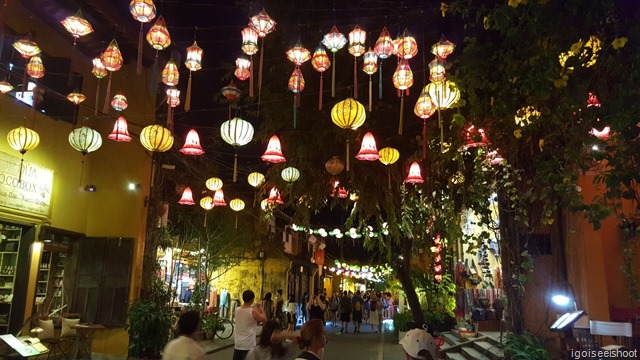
[431,38,455,60]
[337,187,348,199]
[200,196,214,210]
[140,124,174,152]
[464,124,488,149]
[429,58,446,83]
[69,127,103,155]
[111,92,128,112]
[13,38,40,58]
[355,132,380,161]
[108,116,132,142]
[404,161,425,184]
[486,149,505,165]
[178,187,195,205]
[426,80,460,110]
[249,9,276,38]
[247,172,265,188]
[322,25,348,97]
[213,189,227,207]
[262,135,286,163]
[66,91,86,105]
[146,15,171,50]
[205,177,223,191]
[267,187,284,205]
[235,57,251,81]
[179,129,205,156]
[394,30,418,60]
[61,10,94,39]
[26,55,45,79]
[281,167,300,183]
[286,41,311,66]
[325,156,345,175]
[312,45,331,110]
[241,27,259,55]
[590,126,611,140]
[161,59,179,86]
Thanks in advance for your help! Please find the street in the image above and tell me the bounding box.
[207,320,406,360]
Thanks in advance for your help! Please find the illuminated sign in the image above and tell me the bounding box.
[0,151,53,216]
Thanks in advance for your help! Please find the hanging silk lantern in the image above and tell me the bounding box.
[429,58,446,83]
[166,86,180,131]
[431,38,455,60]
[100,39,123,113]
[392,60,414,135]
[146,15,171,50]
[26,55,45,79]
[248,172,265,188]
[108,116,132,142]
[221,117,254,182]
[414,89,436,159]
[288,68,305,128]
[249,9,276,107]
[213,189,227,207]
[178,187,195,205]
[92,58,107,115]
[179,129,205,155]
[311,45,331,111]
[111,92,128,112]
[69,127,102,155]
[221,81,241,119]
[0,81,13,94]
[130,0,157,74]
[184,41,203,112]
[362,49,378,112]
[66,91,86,105]
[379,147,400,165]
[374,27,394,99]
[161,59,179,86]
[262,135,286,163]
[355,132,380,161]
[394,30,418,60]
[7,126,40,182]
[200,196,214,210]
[240,27,258,97]
[286,40,311,66]
[61,10,94,84]
[206,177,223,191]
[426,80,460,110]
[325,156,345,175]
[13,38,40,58]
[331,98,366,171]
[140,124,174,152]
[322,25,348,98]
[404,161,425,184]
[348,26,367,100]
[281,167,300,183]
[230,198,246,228]
[267,187,284,205]
[235,57,251,81]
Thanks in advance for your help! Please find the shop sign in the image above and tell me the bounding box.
[0,152,53,216]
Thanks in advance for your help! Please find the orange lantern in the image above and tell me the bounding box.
[348,26,367,99]
[404,161,424,184]
[262,135,286,163]
[414,89,436,159]
[66,91,86,105]
[235,57,251,81]
[431,38,455,60]
[130,0,157,74]
[288,68,305,128]
[161,59,179,86]
[429,58,446,83]
[241,27,258,97]
[394,29,418,60]
[322,25,348,97]
[213,189,227,207]
[100,39,123,113]
[111,92,128,112]
[325,156,345,175]
[362,49,378,112]
[26,55,45,79]
[374,27,394,99]
[179,129,205,156]
[108,116,132,142]
[61,10,93,40]
[286,40,311,66]
[184,41,203,111]
[311,45,331,110]
[13,38,40,58]
[355,132,380,161]
[178,187,195,205]
[392,60,414,135]
[249,9,276,106]
[146,15,171,50]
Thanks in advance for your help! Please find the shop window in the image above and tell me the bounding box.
[519,234,552,256]
[69,237,133,327]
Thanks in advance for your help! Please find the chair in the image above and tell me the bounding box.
[33,316,67,360]
[589,320,633,351]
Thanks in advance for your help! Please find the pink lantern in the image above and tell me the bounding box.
[464,124,488,149]
[355,132,381,161]
[108,116,132,142]
[262,135,286,163]
[179,129,205,155]
[267,187,284,205]
[404,162,425,184]
[235,57,251,81]
[213,189,227,207]
[179,187,196,205]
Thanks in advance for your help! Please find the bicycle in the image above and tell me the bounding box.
[213,314,234,339]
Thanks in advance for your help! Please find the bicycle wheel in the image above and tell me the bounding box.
[216,319,234,339]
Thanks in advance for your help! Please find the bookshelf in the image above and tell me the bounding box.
[0,226,22,333]
[35,250,67,315]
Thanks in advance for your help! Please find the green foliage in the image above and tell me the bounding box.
[414,273,456,317]
[393,311,414,332]
[126,278,173,358]
[504,333,550,360]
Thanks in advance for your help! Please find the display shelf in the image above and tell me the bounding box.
[0,224,20,334]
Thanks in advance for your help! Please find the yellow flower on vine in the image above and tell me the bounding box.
[483,16,490,30]
[612,37,628,49]
[538,139,545,152]
[440,2,449,17]
[514,129,522,139]
[508,0,520,7]
[570,40,584,54]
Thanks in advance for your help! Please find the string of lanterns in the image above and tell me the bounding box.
[290,223,389,239]
[328,260,392,282]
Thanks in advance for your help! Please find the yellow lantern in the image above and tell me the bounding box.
[7,126,40,182]
[230,198,246,228]
[66,91,86,105]
[12,38,40,58]
[140,124,174,152]
[247,172,265,188]
[379,147,400,189]
[26,55,45,79]
[281,167,300,183]
[331,98,366,172]
[184,41,203,112]
[200,196,214,210]
[431,38,455,60]
[92,58,107,79]
[286,40,311,66]
[426,80,460,110]
[61,10,94,40]
[429,58,446,83]
[205,177,223,191]
[161,59,179,86]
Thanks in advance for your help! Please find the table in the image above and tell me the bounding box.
[69,324,105,360]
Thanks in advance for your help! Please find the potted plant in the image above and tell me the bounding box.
[393,311,413,340]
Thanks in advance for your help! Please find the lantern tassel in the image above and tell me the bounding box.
[318,73,323,111]
[150,52,159,95]
[204,211,207,228]
[167,103,174,133]
[185,71,193,112]
[346,138,350,172]
[228,105,232,120]
[331,52,336,98]
[235,215,238,229]
[398,92,404,135]
[438,108,444,153]
[387,168,391,190]
[102,72,112,114]
[67,42,76,86]
[79,158,85,187]
[21,65,27,94]
[379,61,383,99]
[293,95,297,129]
[353,58,358,99]
[249,57,254,97]
[137,23,143,75]
[422,120,427,160]
[94,78,101,116]
[233,151,238,183]
[368,75,372,112]
[18,157,24,183]
[258,39,265,107]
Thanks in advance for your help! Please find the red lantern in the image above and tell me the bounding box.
[374,27,394,59]
[213,189,227,207]
[100,39,123,113]
[311,46,331,110]
[431,38,455,60]
[414,89,436,159]
[179,187,196,205]
[322,25,348,98]
[288,68,305,128]
[108,116,132,142]
[267,187,284,205]
[262,135,286,163]
[404,162,425,184]
[221,81,241,119]
[179,129,205,156]
[355,132,380,161]
[587,92,601,107]
[392,60,414,135]
[590,126,610,140]
[486,149,505,165]
[394,30,418,60]
[464,124,488,149]
[26,55,45,79]
[161,59,179,86]
[146,15,171,50]
[337,187,348,199]
[235,57,251,81]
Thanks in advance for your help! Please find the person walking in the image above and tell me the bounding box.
[351,290,364,333]
[264,292,275,321]
[286,295,297,332]
[294,319,327,360]
[162,311,205,360]
[245,320,299,360]
[338,291,351,334]
[301,292,309,323]
[369,293,382,333]
[233,290,267,360]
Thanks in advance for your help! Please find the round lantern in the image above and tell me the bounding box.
[7,126,40,154]
[66,91,86,105]
[378,147,400,165]
[247,172,265,188]
[431,38,456,60]
[205,177,223,191]
[355,132,380,161]
[61,10,94,39]
[100,40,123,72]
[241,27,259,55]
[220,118,254,146]
[392,60,413,90]
[108,116,132,142]
[426,80,460,110]
[129,0,156,23]
[429,58,446,83]
[69,127,103,155]
[261,135,286,163]
[281,167,300,183]
[249,9,276,38]
[26,55,45,79]
[286,40,311,66]
[200,196,214,210]
[12,38,40,58]
[178,187,195,205]
[230,198,245,212]
[111,93,128,112]
[179,129,205,156]
[146,15,171,50]
[260,198,270,211]
[92,58,107,79]
[140,124,174,152]
[161,59,179,86]
[404,161,425,184]
[331,98,366,130]
[325,156,345,175]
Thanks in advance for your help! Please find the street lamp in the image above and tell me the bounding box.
[551,281,578,311]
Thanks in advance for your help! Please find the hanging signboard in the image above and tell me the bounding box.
[0,151,54,217]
